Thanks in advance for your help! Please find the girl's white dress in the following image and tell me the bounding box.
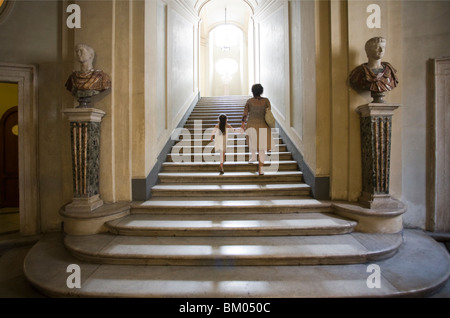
[214,128,228,152]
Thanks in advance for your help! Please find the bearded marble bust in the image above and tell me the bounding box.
[349,37,398,102]
[65,44,111,107]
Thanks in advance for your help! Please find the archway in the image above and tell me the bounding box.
[198,0,253,96]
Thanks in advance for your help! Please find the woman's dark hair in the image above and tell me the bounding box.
[251,84,264,97]
[219,114,227,134]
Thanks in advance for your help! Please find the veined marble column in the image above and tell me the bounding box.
[62,108,106,212]
[356,103,400,209]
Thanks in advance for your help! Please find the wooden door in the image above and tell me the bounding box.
[0,106,19,208]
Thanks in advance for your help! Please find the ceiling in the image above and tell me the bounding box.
[193,0,255,34]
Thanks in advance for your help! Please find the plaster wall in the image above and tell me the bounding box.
[256,2,289,120]
[0,0,68,232]
[311,0,403,202]
[401,0,450,229]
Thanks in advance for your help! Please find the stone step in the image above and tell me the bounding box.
[157,171,304,184]
[184,119,245,126]
[161,160,298,172]
[188,114,243,119]
[171,144,288,152]
[131,197,332,214]
[176,132,280,140]
[151,183,310,197]
[191,107,244,111]
[172,137,282,145]
[166,152,292,162]
[23,231,450,298]
[105,212,356,237]
[63,231,402,266]
[190,108,244,112]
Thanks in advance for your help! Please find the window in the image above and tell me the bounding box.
[215,58,238,84]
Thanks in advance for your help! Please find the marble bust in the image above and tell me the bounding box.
[349,37,398,103]
[65,44,111,107]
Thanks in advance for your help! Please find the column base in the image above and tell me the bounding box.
[333,199,406,234]
[65,194,104,213]
[358,192,400,210]
[60,202,130,235]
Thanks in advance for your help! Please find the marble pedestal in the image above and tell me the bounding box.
[356,103,400,209]
[62,108,106,213]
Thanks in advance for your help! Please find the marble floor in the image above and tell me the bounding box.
[0,208,19,235]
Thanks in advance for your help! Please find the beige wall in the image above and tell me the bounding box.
[312,0,403,202]
[0,0,68,232]
[402,0,450,228]
[255,1,290,119]
[1,0,447,233]
[0,0,200,232]
[71,0,199,203]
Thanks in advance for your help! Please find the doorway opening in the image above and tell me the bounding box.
[199,1,253,97]
[0,63,39,236]
[0,82,19,234]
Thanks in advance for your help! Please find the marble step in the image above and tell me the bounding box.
[185,111,245,115]
[24,230,450,298]
[161,160,298,172]
[105,212,356,237]
[183,122,245,128]
[167,152,292,162]
[186,118,243,123]
[171,144,288,152]
[171,138,282,146]
[150,183,310,197]
[189,109,244,114]
[176,132,280,140]
[131,197,332,214]
[190,110,244,114]
[188,114,243,120]
[63,231,402,266]
[157,171,304,184]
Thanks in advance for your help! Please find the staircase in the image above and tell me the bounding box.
[24,96,450,298]
[64,96,400,267]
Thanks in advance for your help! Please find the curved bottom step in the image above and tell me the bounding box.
[63,232,402,266]
[24,230,450,297]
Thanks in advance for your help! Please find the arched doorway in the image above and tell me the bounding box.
[0,64,39,236]
[0,106,19,208]
[199,0,253,96]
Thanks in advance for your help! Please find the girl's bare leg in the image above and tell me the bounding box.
[258,150,266,175]
[220,151,225,174]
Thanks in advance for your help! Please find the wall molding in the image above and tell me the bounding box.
[132,92,199,201]
[276,123,330,200]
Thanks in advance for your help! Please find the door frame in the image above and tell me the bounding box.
[427,57,450,232]
[0,63,39,235]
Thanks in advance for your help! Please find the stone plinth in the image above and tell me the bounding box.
[62,108,106,212]
[356,103,400,209]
